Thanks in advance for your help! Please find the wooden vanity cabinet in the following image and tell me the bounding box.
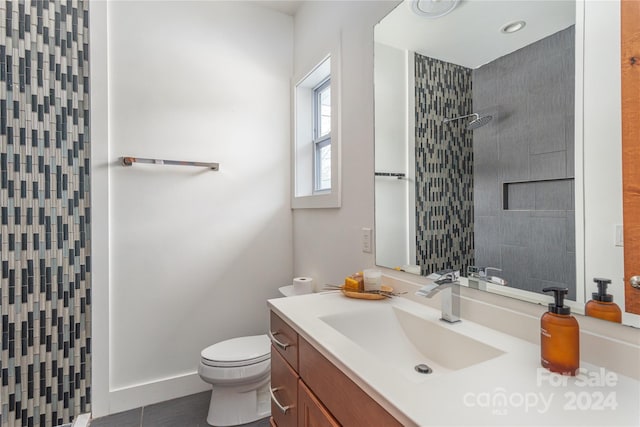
[298,380,340,427]
[269,311,402,427]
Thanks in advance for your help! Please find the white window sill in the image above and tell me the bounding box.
[292,190,341,209]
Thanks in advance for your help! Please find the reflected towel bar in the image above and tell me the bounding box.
[121,156,219,170]
[375,172,406,180]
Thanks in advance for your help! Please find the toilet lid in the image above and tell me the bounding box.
[201,335,270,367]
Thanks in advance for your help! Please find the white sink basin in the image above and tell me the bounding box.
[320,303,505,381]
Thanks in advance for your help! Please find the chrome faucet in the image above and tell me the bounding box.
[467,266,508,287]
[416,281,461,323]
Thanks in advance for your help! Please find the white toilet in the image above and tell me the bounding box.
[198,285,310,426]
[198,334,271,426]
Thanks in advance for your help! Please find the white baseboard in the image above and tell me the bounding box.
[99,371,210,417]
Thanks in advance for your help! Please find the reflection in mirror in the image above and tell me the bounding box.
[374,1,578,299]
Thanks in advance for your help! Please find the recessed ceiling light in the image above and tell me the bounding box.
[410,0,461,19]
[501,20,527,34]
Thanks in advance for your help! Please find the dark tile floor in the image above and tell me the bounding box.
[89,391,270,427]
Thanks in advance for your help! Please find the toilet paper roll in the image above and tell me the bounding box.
[292,277,313,295]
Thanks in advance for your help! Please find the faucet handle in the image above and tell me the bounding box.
[468,265,488,277]
[467,265,483,277]
[433,269,460,285]
[434,276,455,285]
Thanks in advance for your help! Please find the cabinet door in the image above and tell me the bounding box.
[299,337,402,426]
[271,347,298,427]
[298,380,340,427]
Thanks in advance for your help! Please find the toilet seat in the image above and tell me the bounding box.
[201,334,270,368]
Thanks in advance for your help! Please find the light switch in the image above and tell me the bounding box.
[615,225,624,247]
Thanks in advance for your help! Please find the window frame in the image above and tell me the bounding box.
[292,44,341,210]
[312,77,331,193]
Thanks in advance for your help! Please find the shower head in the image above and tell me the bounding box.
[467,114,493,130]
[443,113,493,130]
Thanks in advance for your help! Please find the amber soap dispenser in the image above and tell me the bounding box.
[540,287,579,375]
[585,278,622,323]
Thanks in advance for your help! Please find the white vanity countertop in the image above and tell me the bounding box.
[268,292,640,426]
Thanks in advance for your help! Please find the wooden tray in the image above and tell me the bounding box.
[341,285,394,300]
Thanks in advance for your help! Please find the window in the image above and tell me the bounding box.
[292,52,341,209]
[313,78,331,192]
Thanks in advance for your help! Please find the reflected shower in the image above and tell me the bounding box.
[443,113,493,130]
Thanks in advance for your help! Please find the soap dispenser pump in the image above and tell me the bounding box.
[540,287,579,375]
[585,278,622,323]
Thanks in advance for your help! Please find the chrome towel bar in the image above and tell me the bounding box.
[375,172,406,179]
[121,156,219,170]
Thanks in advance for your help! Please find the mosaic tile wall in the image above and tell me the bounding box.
[0,1,91,426]
[414,54,474,276]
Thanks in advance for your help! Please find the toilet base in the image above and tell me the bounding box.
[206,377,271,426]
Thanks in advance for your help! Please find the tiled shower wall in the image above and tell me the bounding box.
[0,1,91,426]
[414,54,474,276]
[472,26,576,298]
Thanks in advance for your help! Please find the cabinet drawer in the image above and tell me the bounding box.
[270,311,299,370]
[270,346,299,427]
[298,380,340,427]
[299,337,402,426]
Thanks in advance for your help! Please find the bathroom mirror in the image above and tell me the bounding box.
[374,0,636,325]
[375,0,638,326]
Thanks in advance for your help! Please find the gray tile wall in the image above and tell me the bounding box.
[472,26,576,299]
[0,1,91,426]
[414,54,474,275]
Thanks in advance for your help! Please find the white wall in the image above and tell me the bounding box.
[91,1,293,415]
[292,1,399,286]
[374,42,410,268]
